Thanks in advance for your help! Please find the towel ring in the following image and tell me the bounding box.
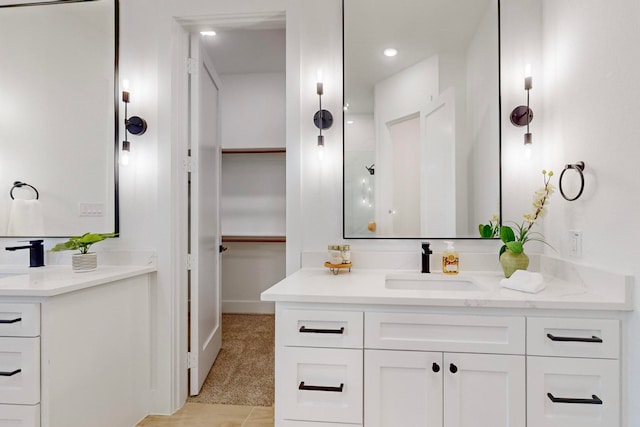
[9,181,39,200]
[559,161,585,201]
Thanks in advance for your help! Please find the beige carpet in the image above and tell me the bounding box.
[188,313,275,407]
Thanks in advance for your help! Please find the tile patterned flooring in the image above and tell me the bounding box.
[137,403,273,427]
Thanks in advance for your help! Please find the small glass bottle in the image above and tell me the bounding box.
[339,245,351,264]
[328,245,342,265]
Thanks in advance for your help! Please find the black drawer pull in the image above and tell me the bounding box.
[0,369,21,377]
[449,363,458,374]
[432,362,440,373]
[299,326,345,334]
[299,381,344,392]
[547,333,603,343]
[547,392,602,405]
[0,317,22,324]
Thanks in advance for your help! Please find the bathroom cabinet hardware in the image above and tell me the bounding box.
[299,326,345,334]
[0,317,21,324]
[449,363,458,374]
[559,161,586,201]
[219,245,228,253]
[9,181,39,200]
[432,362,440,373]
[299,382,344,393]
[546,333,602,343]
[222,148,286,154]
[0,369,21,377]
[547,392,602,405]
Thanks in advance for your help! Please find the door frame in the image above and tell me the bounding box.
[169,11,287,408]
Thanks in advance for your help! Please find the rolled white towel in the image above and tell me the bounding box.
[6,199,45,236]
[500,269,546,293]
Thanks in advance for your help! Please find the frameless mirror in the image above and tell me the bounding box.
[0,0,118,237]
[343,0,501,238]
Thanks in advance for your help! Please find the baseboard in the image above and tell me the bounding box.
[222,300,275,314]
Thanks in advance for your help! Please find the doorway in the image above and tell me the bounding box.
[185,16,286,404]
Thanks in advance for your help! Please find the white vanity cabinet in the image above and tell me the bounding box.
[364,312,526,427]
[0,267,155,427]
[276,309,364,426]
[526,317,620,427]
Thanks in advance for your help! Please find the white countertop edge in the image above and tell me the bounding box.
[261,268,633,312]
[0,265,157,297]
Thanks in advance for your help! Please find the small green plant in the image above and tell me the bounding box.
[480,170,555,256]
[51,232,117,254]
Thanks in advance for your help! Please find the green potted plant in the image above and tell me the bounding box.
[51,232,117,272]
[479,170,554,278]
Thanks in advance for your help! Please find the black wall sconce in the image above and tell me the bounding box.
[510,64,533,148]
[313,74,333,161]
[121,80,147,166]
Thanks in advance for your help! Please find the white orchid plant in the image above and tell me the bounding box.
[479,170,555,256]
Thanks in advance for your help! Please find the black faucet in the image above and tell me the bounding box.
[5,240,45,267]
[421,242,432,273]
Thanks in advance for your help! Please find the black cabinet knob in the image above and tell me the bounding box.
[449,363,458,374]
[432,362,440,373]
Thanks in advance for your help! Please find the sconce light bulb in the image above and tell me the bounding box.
[524,64,532,90]
[317,135,325,161]
[122,79,130,92]
[316,69,323,83]
[121,140,131,166]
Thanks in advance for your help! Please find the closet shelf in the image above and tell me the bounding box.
[222,148,286,154]
[222,235,286,243]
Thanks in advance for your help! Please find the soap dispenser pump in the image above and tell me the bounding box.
[442,241,459,275]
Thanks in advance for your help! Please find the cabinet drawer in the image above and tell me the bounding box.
[0,304,40,337]
[365,312,525,354]
[527,317,619,359]
[0,403,40,427]
[279,347,362,424]
[280,422,360,427]
[527,356,619,427]
[0,337,40,405]
[278,309,363,349]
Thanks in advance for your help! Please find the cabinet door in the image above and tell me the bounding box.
[527,356,619,427]
[444,353,525,427]
[364,350,442,427]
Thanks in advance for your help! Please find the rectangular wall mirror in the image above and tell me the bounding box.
[0,0,118,237]
[343,0,501,239]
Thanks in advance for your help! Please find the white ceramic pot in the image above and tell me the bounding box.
[72,252,97,272]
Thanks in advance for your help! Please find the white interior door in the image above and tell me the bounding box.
[189,32,222,396]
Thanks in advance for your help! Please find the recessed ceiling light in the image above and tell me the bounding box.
[383,48,398,57]
[200,31,217,37]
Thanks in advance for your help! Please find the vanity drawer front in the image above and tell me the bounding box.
[527,317,619,359]
[279,347,362,424]
[0,337,40,405]
[278,309,363,349]
[365,312,525,354]
[527,356,619,427]
[0,303,40,337]
[0,403,40,427]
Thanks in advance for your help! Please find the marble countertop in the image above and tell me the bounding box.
[261,267,633,311]
[0,264,156,297]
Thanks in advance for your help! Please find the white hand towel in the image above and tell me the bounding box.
[500,269,546,293]
[6,199,45,236]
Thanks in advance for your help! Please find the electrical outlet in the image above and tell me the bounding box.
[568,230,582,257]
[78,203,104,217]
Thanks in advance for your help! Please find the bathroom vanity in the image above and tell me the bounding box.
[262,261,632,427]
[0,265,156,427]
